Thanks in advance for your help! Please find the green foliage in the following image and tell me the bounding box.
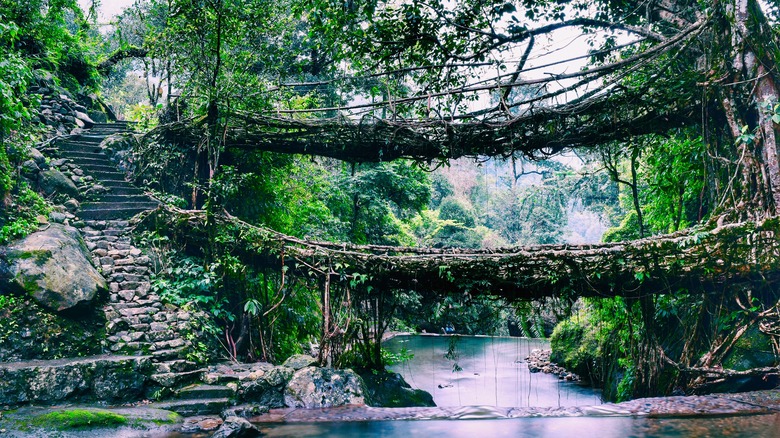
[0,294,105,361]
[393,292,509,336]
[1,0,98,89]
[142,224,321,363]
[31,409,127,430]
[336,161,432,245]
[601,131,707,241]
[152,256,233,323]
[488,184,567,245]
[381,346,414,366]
[0,183,49,244]
[210,155,343,240]
[550,314,600,378]
[439,196,476,227]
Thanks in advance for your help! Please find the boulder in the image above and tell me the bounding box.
[64,198,80,213]
[282,354,318,370]
[284,366,369,408]
[20,159,40,180]
[360,370,435,407]
[28,147,46,166]
[238,365,293,407]
[40,168,79,197]
[74,110,95,126]
[0,224,107,312]
[211,416,261,438]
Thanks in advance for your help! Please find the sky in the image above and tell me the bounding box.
[78,0,134,22]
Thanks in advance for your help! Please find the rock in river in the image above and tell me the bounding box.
[284,366,369,408]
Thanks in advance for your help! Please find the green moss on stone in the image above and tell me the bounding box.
[153,412,182,425]
[31,409,127,430]
[723,325,776,371]
[16,249,52,264]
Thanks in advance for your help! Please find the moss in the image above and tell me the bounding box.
[151,412,182,425]
[21,277,39,294]
[15,249,52,264]
[30,409,127,430]
[723,325,776,371]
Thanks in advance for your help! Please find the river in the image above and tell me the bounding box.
[384,334,600,408]
[258,335,780,437]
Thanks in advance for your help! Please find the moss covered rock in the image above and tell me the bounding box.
[0,224,106,312]
[0,355,151,405]
[723,325,777,371]
[31,408,127,430]
[360,370,435,407]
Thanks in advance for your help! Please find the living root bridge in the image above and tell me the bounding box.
[142,207,780,300]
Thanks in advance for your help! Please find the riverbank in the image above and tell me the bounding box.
[526,348,582,382]
[3,389,778,436]
[253,389,780,422]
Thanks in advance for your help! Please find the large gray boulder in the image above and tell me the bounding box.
[284,366,369,408]
[39,168,79,197]
[0,224,106,311]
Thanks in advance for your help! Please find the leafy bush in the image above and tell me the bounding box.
[0,183,50,244]
[550,313,601,382]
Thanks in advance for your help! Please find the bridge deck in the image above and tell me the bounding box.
[143,208,780,300]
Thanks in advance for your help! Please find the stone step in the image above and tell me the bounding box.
[57,142,104,154]
[58,150,110,160]
[82,172,126,182]
[150,369,205,388]
[98,194,155,203]
[92,122,134,128]
[99,179,134,186]
[81,169,127,180]
[76,163,121,173]
[177,384,236,400]
[75,134,109,144]
[79,206,157,220]
[90,128,128,133]
[82,201,159,211]
[153,347,187,361]
[67,156,113,165]
[105,186,145,196]
[153,359,198,374]
[152,398,232,416]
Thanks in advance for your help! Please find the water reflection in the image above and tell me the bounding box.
[384,335,601,407]
[259,414,780,438]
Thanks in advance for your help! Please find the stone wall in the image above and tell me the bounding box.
[0,356,150,405]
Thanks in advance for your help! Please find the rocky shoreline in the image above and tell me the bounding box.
[4,388,778,437]
[526,348,582,382]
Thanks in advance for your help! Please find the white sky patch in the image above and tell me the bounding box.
[78,0,135,22]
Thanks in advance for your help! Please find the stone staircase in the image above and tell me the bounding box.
[81,219,207,396]
[58,123,214,403]
[42,123,247,415]
[55,122,159,220]
[153,384,236,416]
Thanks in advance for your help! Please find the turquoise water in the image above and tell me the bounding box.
[384,334,601,407]
[255,335,779,437]
[258,414,780,437]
